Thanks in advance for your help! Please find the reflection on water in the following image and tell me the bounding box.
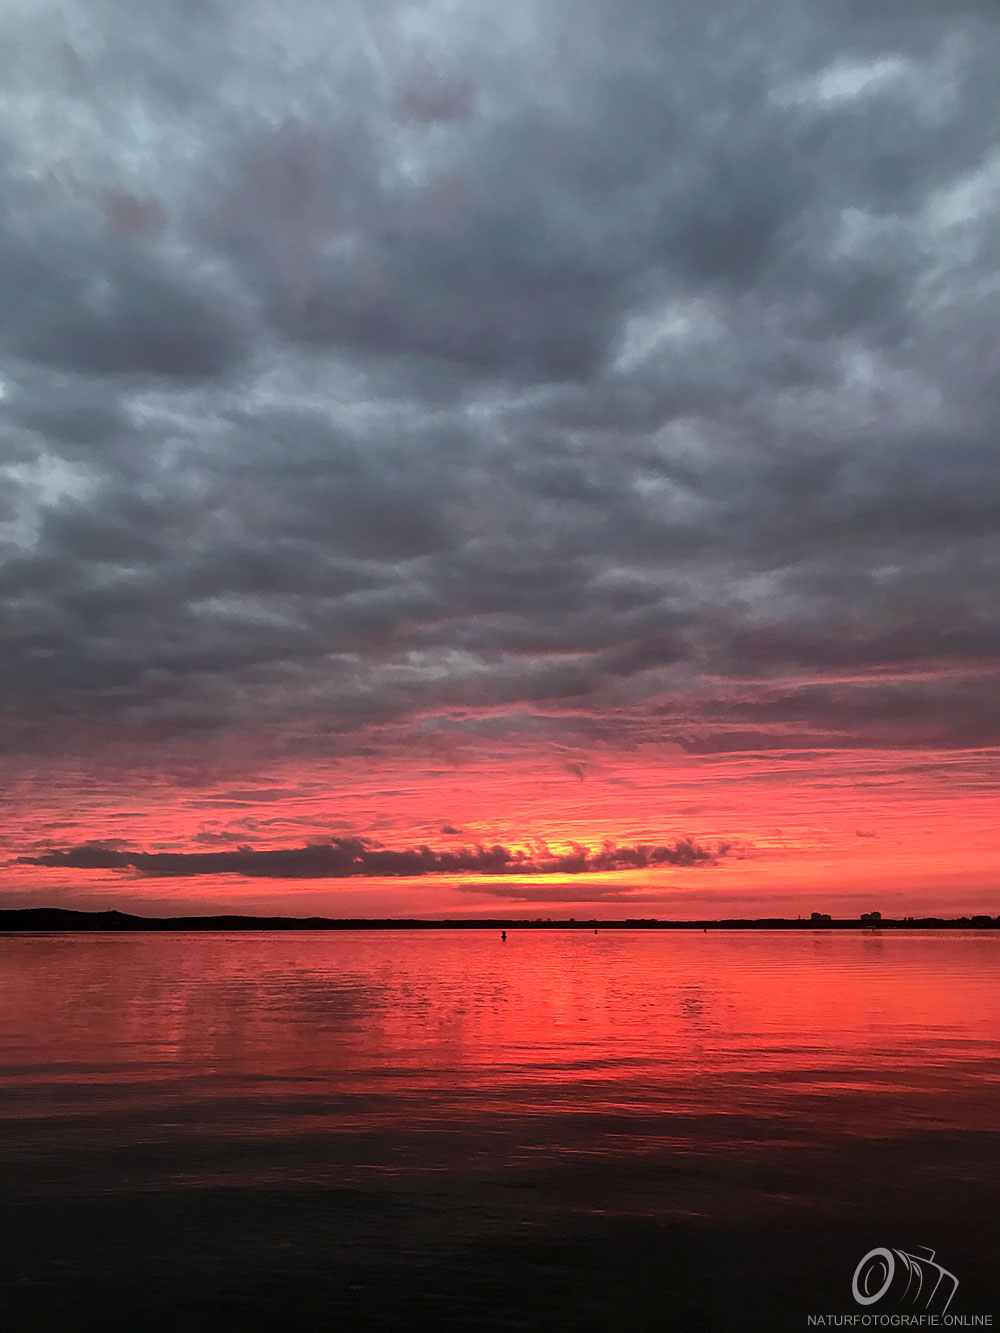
[1,931,998,1329]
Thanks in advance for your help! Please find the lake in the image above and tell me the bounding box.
[1,929,997,1330]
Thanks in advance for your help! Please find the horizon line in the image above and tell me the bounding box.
[1,907,997,931]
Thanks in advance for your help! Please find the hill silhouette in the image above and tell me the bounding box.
[0,908,996,931]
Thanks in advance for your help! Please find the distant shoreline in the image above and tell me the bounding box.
[1,908,997,932]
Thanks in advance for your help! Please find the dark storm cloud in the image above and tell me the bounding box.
[1,0,999,762]
[0,176,246,381]
[17,835,730,878]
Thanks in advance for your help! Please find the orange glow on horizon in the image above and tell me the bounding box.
[3,728,998,919]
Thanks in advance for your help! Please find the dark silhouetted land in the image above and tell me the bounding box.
[0,907,996,931]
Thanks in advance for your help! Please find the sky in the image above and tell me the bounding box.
[2,0,999,919]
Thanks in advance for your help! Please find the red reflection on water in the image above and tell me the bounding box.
[3,931,997,1098]
[2,930,999,1232]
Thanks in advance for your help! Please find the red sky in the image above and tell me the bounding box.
[2,1,999,919]
[6,720,999,917]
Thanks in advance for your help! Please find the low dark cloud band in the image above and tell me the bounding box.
[16,835,731,879]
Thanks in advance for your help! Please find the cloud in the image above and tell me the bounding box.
[460,880,654,904]
[15,835,733,879]
[0,0,998,777]
[394,70,477,125]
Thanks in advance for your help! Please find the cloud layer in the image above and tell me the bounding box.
[1,0,999,900]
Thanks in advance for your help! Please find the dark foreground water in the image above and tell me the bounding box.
[1,930,997,1331]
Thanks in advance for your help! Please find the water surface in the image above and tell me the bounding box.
[2,930,997,1329]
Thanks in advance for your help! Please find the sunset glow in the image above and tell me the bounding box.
[2,0,998,921]
[6,733,999,917]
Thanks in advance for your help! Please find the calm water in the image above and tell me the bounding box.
[2,930,998,1330]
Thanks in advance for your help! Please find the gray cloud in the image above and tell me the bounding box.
[1,0,999,770]
[16,835,731,878]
